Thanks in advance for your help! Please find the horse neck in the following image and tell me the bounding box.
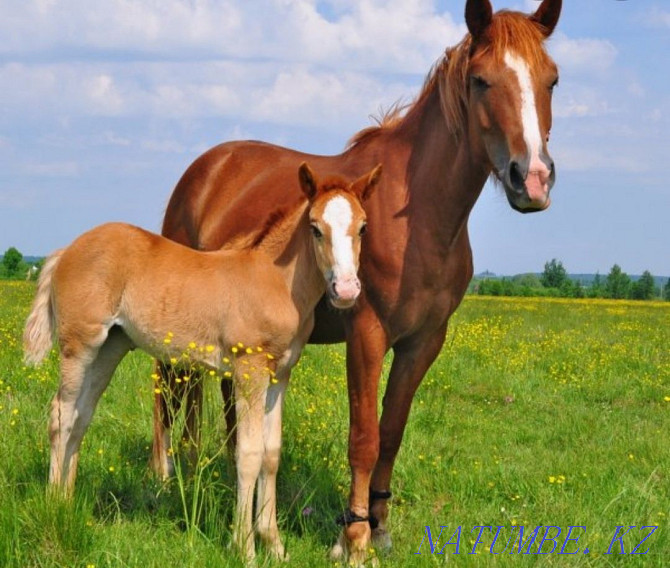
[390,84,491,252]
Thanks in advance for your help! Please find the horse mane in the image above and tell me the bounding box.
[347,10,549,148]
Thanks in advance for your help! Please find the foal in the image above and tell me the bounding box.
[24,162,381,561]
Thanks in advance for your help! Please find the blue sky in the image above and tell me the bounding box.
[1,0,668,276]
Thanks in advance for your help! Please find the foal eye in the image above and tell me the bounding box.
[358,224,367,237]
[310,225,323,239]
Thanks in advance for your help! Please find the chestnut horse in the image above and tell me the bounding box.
[154,0,562,563]
[24,163,381,562]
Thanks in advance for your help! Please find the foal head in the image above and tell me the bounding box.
[462,0,561,212]
[298,163,382,309]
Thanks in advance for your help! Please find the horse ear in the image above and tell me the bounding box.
[298,162,318,200]
[465,0,493,41]
[530,0,562,38]
[353,163,383,201]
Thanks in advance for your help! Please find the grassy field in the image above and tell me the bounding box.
[1,280,668,567]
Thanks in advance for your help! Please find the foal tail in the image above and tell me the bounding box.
[24,249,63,366]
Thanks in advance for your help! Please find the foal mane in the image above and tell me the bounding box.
[347,10,550,147]
[224,176,353,252]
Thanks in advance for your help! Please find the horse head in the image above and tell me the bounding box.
[464,0,561,212]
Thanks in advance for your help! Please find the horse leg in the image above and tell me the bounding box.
[369,325,447,551]
[151,363,204,478]
[255,367,289,560]
[331,309,388,566]
[232,355,268,563]
[50,327,132,493]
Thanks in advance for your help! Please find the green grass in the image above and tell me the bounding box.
[1,282,668,567]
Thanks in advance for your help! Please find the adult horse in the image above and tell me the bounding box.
[154,0,562,563]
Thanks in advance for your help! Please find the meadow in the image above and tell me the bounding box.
[1,280,668,567]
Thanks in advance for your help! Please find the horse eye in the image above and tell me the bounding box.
[549,77,559,92]
[358,224,367,237]
[310,225,323,239]
[471,75,490,90]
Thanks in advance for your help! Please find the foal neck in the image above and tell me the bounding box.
[220,198,310,259]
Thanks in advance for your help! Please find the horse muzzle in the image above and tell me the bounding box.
[503,155,555,213]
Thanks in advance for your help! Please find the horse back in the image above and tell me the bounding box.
[162,141,349,250]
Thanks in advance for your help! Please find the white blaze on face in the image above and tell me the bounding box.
[322,195,355,280]
[504,51,542,167]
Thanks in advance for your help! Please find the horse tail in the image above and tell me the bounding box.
[24,249,63,366]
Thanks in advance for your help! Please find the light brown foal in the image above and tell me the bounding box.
[24,163,381,562]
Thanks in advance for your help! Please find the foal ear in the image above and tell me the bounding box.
[352,163,383,201]
[465,0,493,41]
[298,162,318,200]
[530,0,562,38]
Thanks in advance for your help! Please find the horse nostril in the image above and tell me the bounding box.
[508,161,526,192]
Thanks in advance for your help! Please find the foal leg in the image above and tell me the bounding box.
[255,367,289,560]
[232,355,269,562]
[151,363,204,478]
[50,327,132,493]
[221,378,237,455]
[369,325,447,551]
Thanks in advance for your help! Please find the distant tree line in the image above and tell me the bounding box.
[1,247,43,280]
[472,259,670,301]
[4,247,670,301]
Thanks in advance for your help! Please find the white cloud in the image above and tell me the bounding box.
[0,0,464,72]
[553,87,613,118]
[19,160,80,177]
[549,32,617,75]
[644,7,670,29]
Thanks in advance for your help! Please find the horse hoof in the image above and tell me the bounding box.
[371,527,392,554]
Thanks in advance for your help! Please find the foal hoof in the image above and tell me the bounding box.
[270,542,289,562]
[329,531,346,561]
